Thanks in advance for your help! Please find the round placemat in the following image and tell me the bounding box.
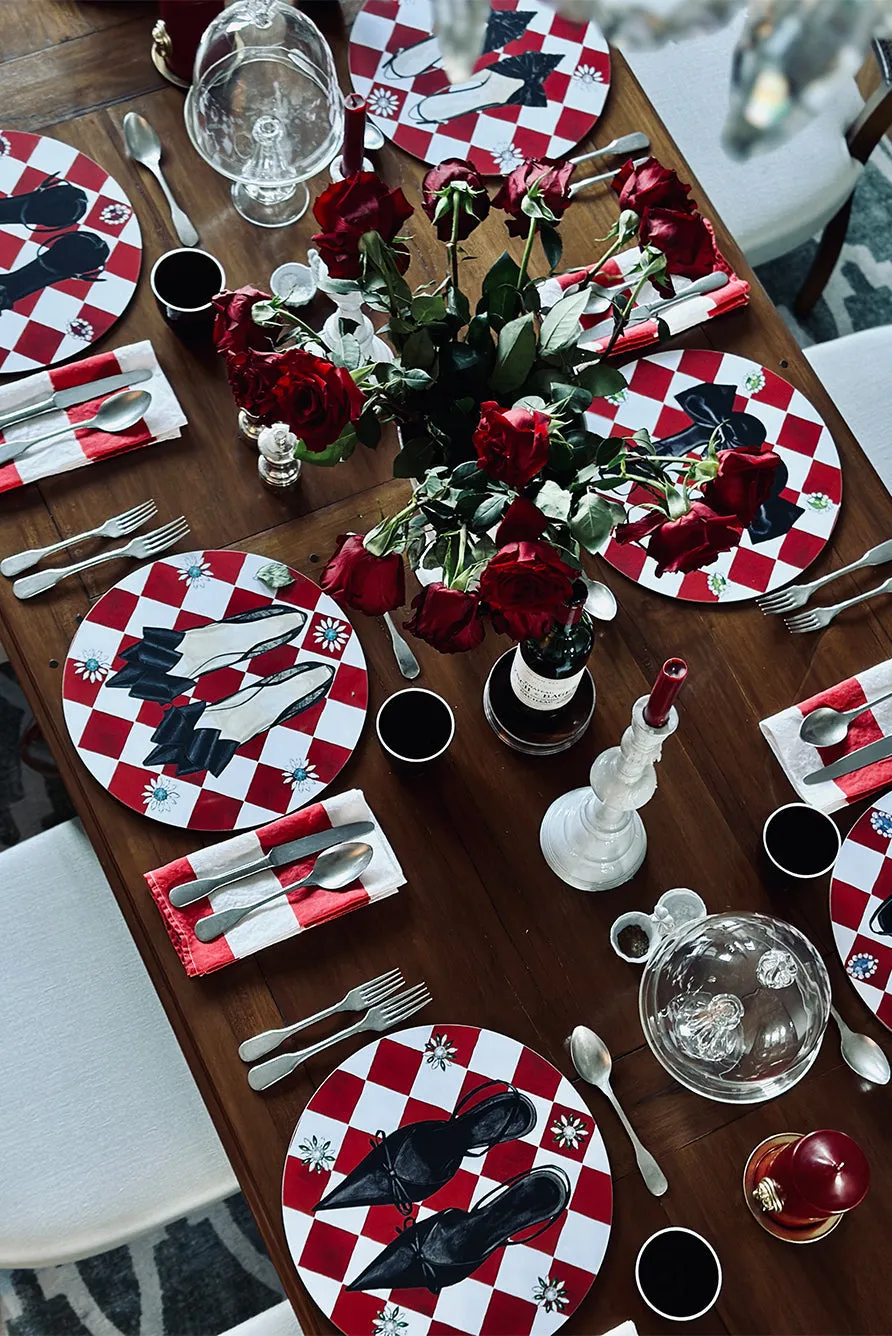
[830,790,892,1032]
[349,0,611,175]
[62,551,367,832]
[282,1022,612,1335]
[585,348,842,603]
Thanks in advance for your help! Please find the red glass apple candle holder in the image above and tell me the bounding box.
[745,1129,869,1242]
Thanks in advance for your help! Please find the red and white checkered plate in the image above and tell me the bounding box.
[61,551,368,832]
[586,349,842,603]
[349,0,610,176]
[0,130,141,374]
[830,790,892,1033]
[283,1023,612,1336]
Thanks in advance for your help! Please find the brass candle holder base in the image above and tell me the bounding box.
[151,21,190,89]
[743,1133,841,1244]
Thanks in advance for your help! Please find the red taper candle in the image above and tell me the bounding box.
[756,1130,869,1228]
[341,93,368,176]
[643,657,688,728]
[158,0,224,82]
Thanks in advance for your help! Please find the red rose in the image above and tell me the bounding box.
[496,496,549,545]
[422,158,490,241]
[493,158,574,237]
[615,503,743,577]
[320,533,405,615]
[702,449,780,527]
[212,286,272,355]
[223,349,282,421]
[312,172,413,279]
[611,157,692,215]
[270,349,364,453]
[473,401,551,488]
[639,207,718,279]
[404,583,485,653]
[479,540,575,640]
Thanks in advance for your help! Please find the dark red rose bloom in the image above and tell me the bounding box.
[639,207,718,279]
[422,158,490,241]
[311,172,413,279]
[479,540,575,640]
[493,158,574,236]
[496,496,549,545]
[615,502,743,577]
[270,349,364,453]
[611,157,692,215]
[404,583,485,653]
[473,401,551,488]
[702,449,780,527]
[223,349,282,421]
[212,286,273,355]
[321,533,405,615]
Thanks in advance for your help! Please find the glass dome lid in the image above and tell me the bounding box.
[639,912,830,1104]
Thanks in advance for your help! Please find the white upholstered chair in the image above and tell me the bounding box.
[0,818,238,1268]
[805,325,892,495]
[225,1301,303,1336]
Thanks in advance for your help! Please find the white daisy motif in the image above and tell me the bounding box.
[424,1032,458,1070]
[73,651,109,683]
[871,810,892,840]
[99,201,132,225]
[66,316,94,341]
[368,86,400,118]
[142,777,180,815]
[313,616,349,653]
[707,572,728,598]
[178,554,213,588]
[493,141,525,173]
[532,1276,569,1313]
[573,63,605,84]
[282,757,319,792]
[847,952,879,982]
[297,1135,335,1173]
[806,492,832,511]
[743,368,766,394]
[551,1113,589,1149]
[372,1306,408,1336]
[0,132,10,156]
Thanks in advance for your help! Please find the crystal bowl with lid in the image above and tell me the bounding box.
[639,912,830,1103]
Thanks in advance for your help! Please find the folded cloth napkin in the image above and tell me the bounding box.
[144,788,404,978]
[0,338,186,494]
[538,222,749,358]
[760,659,892,813]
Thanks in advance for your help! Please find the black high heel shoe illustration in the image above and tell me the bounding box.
[0,174,87,232]
[346,1165,571,1294]
[654,383,767,459]
[314,1080,536,1216]
[0,230,109,314]
[409,49,563,125]
[746,458,804,544]
[381,8,537,81]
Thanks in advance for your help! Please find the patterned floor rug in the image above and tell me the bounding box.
[2,138,891,1336]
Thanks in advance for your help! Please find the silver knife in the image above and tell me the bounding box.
[803,737,892,785]
[169,821,375,907]
[628,272,729,324]
[0,368,153,434]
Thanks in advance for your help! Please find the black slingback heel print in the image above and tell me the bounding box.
[0,174,87,231]
[0,230,109,313]
[381,8,537,80]
[410,50,563,125]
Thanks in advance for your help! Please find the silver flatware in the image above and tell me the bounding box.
[569,1025,668,1197]
[799,689,892,747]
[247,982,432,1091]
[802,734,892,785]
[1,499,158,577]
[383,611,420,679]
[830,1004,890,1085]
[364,122,385,152]
[0,389,152,469]
[627,272,729,324]
[123,112,199,248]
[570,131,650,166]
[0,368,153,434]
[784,576,892,634]
[569,156,650,197]
[169,820,376,908]
[238,967,405,1062]
[581,575,617,621]
[194,842,373,943]
[756,539,892,614]
[13,515,189,600]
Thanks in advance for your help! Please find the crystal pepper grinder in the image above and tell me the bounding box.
[257,421,301,491]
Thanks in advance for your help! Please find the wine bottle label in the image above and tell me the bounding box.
[509,649,585,712]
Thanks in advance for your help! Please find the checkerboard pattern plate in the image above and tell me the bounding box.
[349,0,610,175]
[62,552,368,832]
[283,1024,612,1335]
[0,129,141,374]
[585,349,842,604]
[830,791,892,1033]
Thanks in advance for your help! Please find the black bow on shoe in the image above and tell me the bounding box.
[655,382,767,458]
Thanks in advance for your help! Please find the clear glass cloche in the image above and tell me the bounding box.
[640,912,830,1103]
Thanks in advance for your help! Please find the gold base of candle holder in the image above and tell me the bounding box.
[151,21,190,89]
[743,1133,842,1244]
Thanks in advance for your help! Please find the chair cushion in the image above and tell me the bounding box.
[0,819,237,1268]
[224,1301,303,1336]
[806,326,892,495]
[626,14,863,266]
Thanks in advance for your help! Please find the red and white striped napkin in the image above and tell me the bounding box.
[760,660,892,813]
[0,339,186,494]
[144,788,404,978]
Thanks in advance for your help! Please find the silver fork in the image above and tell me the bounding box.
[248,983,432,1091]
[1,499,158,577]
[568,156,650,197]
[238,968,406,1062]
[756,539,892,615]
[13,517,190,600]
[784,575,892,633]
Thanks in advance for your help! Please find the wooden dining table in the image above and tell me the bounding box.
[3,3,892,1332]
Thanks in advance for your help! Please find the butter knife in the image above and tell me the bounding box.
[169,820,375,907]
[0,368,153,433]
[802,737,892,785]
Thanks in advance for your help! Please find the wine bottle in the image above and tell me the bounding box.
[509,580,594,713]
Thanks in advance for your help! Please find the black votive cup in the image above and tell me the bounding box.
[762,801,841,881]
[375,688,455,766]
[635,1227,722,1323]
[150,248,225,331]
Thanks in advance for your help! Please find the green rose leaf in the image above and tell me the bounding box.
[570,493,625,552]
[490,313,537,397]
[294,426,357,468]
[539,287,591,356]
[540,223,563,274]
[355,411,381,449]
[478,250,522,331]
[401,328,436,371]
[471,492,508,531]
[392,435,437,479]
[534,479,573,521]
[577,361,627,399]
[411,294,448,325]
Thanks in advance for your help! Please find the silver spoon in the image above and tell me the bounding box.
[570,131,650,166]
[123,112,199,247]
[830,1004,890,1084]
[799,690,892,747]
[194,842,373,942]
[569,1025,668,1196]
[364,122,385,152]
[581,575,618,621]
[0,390,152,468]
[383,611,420,679]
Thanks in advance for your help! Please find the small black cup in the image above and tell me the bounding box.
[150,248,225,331]
[635,1227,722,1323]
[376,688,455,765]
[762,801,841,880]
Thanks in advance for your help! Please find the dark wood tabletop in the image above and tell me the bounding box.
[3,4,891,1333]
